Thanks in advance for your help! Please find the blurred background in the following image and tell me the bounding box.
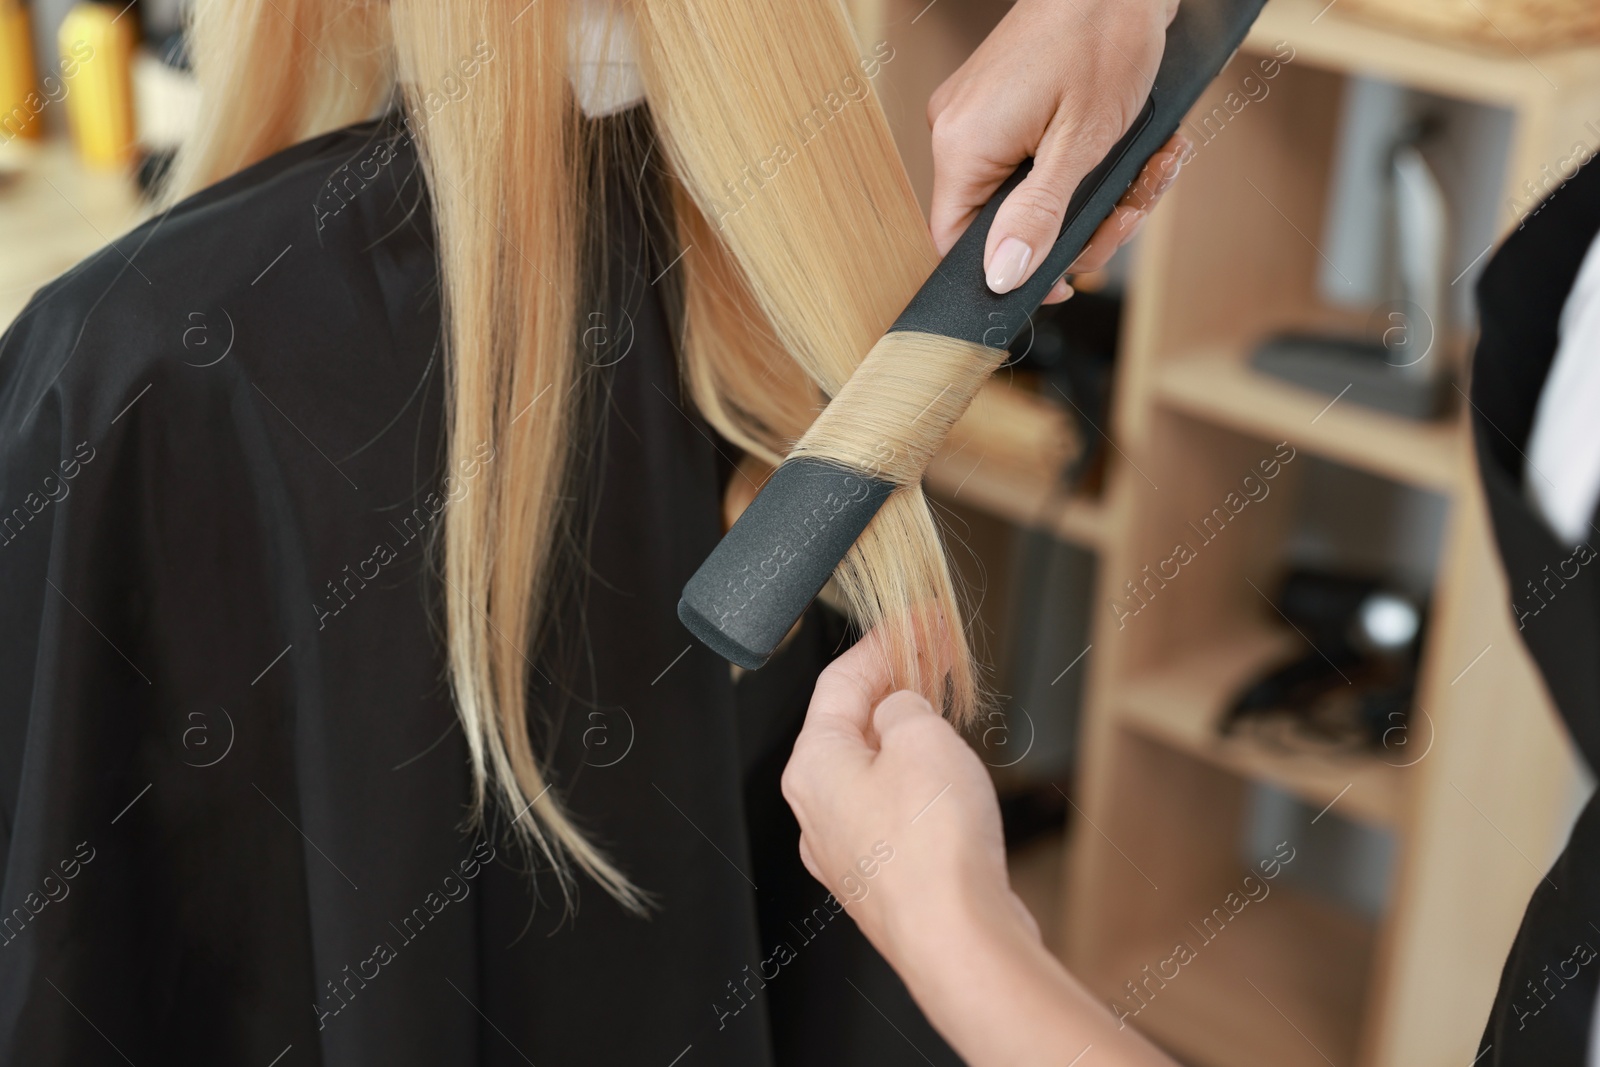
[5,0,1600,1062]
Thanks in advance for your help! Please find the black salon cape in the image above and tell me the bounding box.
[1472,158,1600,1063]
[0,116,962,1066]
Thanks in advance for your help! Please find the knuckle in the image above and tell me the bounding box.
[1092,109,1128,148]
[779,763,805,806]
[1035,109,1127,189]
[928,112,974,159]
[1067,106,1127,153]
[811,664,855,706]
[1002,184,1066,233]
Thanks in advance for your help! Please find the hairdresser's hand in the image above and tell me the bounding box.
[929,0,1187,303]
[781,628,1025,965]
[784,631,1181,1067]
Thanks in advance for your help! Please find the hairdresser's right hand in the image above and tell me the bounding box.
[784,633,1183,1067]
[928,0,1184,303]
[781,628,1027,969]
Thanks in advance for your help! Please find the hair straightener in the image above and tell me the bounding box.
[679,0,1270,670]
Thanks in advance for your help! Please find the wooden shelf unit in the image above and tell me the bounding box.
[1052,7,1600,1067]
[925,446,1104,549]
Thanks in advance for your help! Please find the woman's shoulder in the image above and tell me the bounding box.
[0,117,435,438]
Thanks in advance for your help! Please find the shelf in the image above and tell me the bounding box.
[1105,884,1375,1067]
[1119,625,1405,828]
[1246,0,1600,107]
[925,379,1103,547]
[1153,345,1461,494]
[924,447,1104,548]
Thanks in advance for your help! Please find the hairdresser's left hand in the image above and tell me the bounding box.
[928,0,1187,303]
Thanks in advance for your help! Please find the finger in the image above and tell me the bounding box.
[798,834,824,886]
[1117,133,1189,221]
[1062,133,1189,277]
[1041,278,1074,305]
[870,689,940,740]
[1010,891,1043,943]
[927,136,1014,257]
[926,74,953,132]
[799,627,898,744]
[985,115,1121,294]
[1068,204,1144,275]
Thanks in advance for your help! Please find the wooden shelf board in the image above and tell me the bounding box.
[1104,884,1375,1067]
[1153,345,1461,493]
[924,447,1104,549]
[1245,0,1600,106]
[1119,625,1404,828]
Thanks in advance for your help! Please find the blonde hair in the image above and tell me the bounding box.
[168,0,990,910]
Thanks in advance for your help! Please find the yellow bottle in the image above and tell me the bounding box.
[0,0,39,142]
[59,3,137,170]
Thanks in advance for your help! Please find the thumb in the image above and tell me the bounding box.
[870,689,941,742]
[984,125,1109,295]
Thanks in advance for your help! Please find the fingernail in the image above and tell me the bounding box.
[987,237,1032,294]
[1155,152,1185,195]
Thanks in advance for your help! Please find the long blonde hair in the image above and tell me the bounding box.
[168,0,983,909]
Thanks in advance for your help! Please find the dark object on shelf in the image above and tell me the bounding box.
[1252,117,1455,421]
[1223,569,1425,751]
[1251,332,1452,419]
[1008,288,1122,494]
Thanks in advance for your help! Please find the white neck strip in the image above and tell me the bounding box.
[568,0,646,118]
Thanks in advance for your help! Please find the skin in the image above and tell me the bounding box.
[782,631,1180,1066]
[927,0,1189,303]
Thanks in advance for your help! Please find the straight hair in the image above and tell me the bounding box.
[167,0,988,910]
